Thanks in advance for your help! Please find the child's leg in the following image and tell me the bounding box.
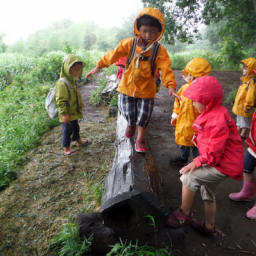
[204,200,216,230]
[62,122,77,155]
[137,126,146,141]
[71,120,80,142]
[135,98,154,152]
[240,127,248,138]
[180,146,190,160]
[118,93,137,138]
[118,93,137,126]
[181,184,196,215]
[229,150,256,201]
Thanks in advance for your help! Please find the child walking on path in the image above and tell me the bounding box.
[170,57,210,166]
[55,54,91,156]
[167,76,244,238]
[232,58,256,140]
[86,7,178,153]
[229,70,256,220]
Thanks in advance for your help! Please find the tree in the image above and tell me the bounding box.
[142,0,256,46]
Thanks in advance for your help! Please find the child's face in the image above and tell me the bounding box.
[182,73,194,83]
[242,64,248,76]
[193,101,206,113]
[139,25,159,44]
[70,63,83,79]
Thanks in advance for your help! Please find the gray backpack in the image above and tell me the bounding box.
[45,78,71,119]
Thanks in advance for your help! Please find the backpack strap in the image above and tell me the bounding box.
[126,37,137,70]
[125,37,161,77]
[58,78,71,90]
[150,42,161,76]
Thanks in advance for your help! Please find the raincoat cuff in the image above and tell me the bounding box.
[193,157,202,168]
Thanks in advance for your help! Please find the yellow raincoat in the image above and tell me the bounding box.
[232,58,256,118]
[172,58,210,146]
[96,8,176,98]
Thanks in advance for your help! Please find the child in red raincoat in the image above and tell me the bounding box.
[167,76,244,238]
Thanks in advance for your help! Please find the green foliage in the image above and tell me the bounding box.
[225,87,238,105]
[107,239,173,256]
[109,94,118,107]
[89,78,108,106]
[36,51,65,82]
[144,215,156,229]
[219,38,245,66]
[51,223,92,256]
[0,50,98,189]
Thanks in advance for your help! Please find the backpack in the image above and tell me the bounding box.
[45,78,71,119]
[126,37,162,92]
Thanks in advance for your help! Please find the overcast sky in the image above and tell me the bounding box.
[0,0,143,44]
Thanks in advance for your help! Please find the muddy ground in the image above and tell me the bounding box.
[0,71,256,255]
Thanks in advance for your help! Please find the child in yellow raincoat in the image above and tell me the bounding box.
[170,58,211,166]
[86,7,178,153]
[232,58,256,140]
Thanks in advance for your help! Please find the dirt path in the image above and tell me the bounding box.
[147,71,256,256]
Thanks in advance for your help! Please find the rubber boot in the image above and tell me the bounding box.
[246,203,256,220]
[229,179,256,201]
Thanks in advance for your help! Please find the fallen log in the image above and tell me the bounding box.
[78,111,184,253]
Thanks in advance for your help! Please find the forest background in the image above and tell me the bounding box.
[0,0,255,254]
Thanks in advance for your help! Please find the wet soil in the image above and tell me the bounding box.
[0,71,255,255]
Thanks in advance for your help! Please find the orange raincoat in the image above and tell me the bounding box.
[232,58,256,118]
[172,58,210,146]
[96,8,176,98]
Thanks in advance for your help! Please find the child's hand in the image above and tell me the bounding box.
[243,107,249,113]
[171,118,176,126]
[86,67,100,78]
[169,88,181,101]
[63,115,70,123]
[179,161,197,175]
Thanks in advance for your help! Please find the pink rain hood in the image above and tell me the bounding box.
[184,76,244,180]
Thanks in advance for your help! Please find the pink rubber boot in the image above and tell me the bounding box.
[246,203,256,220]
[229,180,256,201]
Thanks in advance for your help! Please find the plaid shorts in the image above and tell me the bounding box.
[118,93,154,128]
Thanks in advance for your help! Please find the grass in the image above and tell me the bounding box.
[107,239,173,256]
[51,223,92,256]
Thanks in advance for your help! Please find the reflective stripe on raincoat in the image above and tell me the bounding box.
[55,54,84,122]
[184,76,244,180]
[173,58,210,146]
[232,58,256,117]
[96,8,176,98]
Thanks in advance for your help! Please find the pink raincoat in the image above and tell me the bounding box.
[184,76,244,180]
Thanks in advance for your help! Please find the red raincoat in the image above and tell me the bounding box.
[184,76,244,180]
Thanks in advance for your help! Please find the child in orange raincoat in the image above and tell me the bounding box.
[232,58,256,140]
[86,8,178,153]
[170,58,210,166]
